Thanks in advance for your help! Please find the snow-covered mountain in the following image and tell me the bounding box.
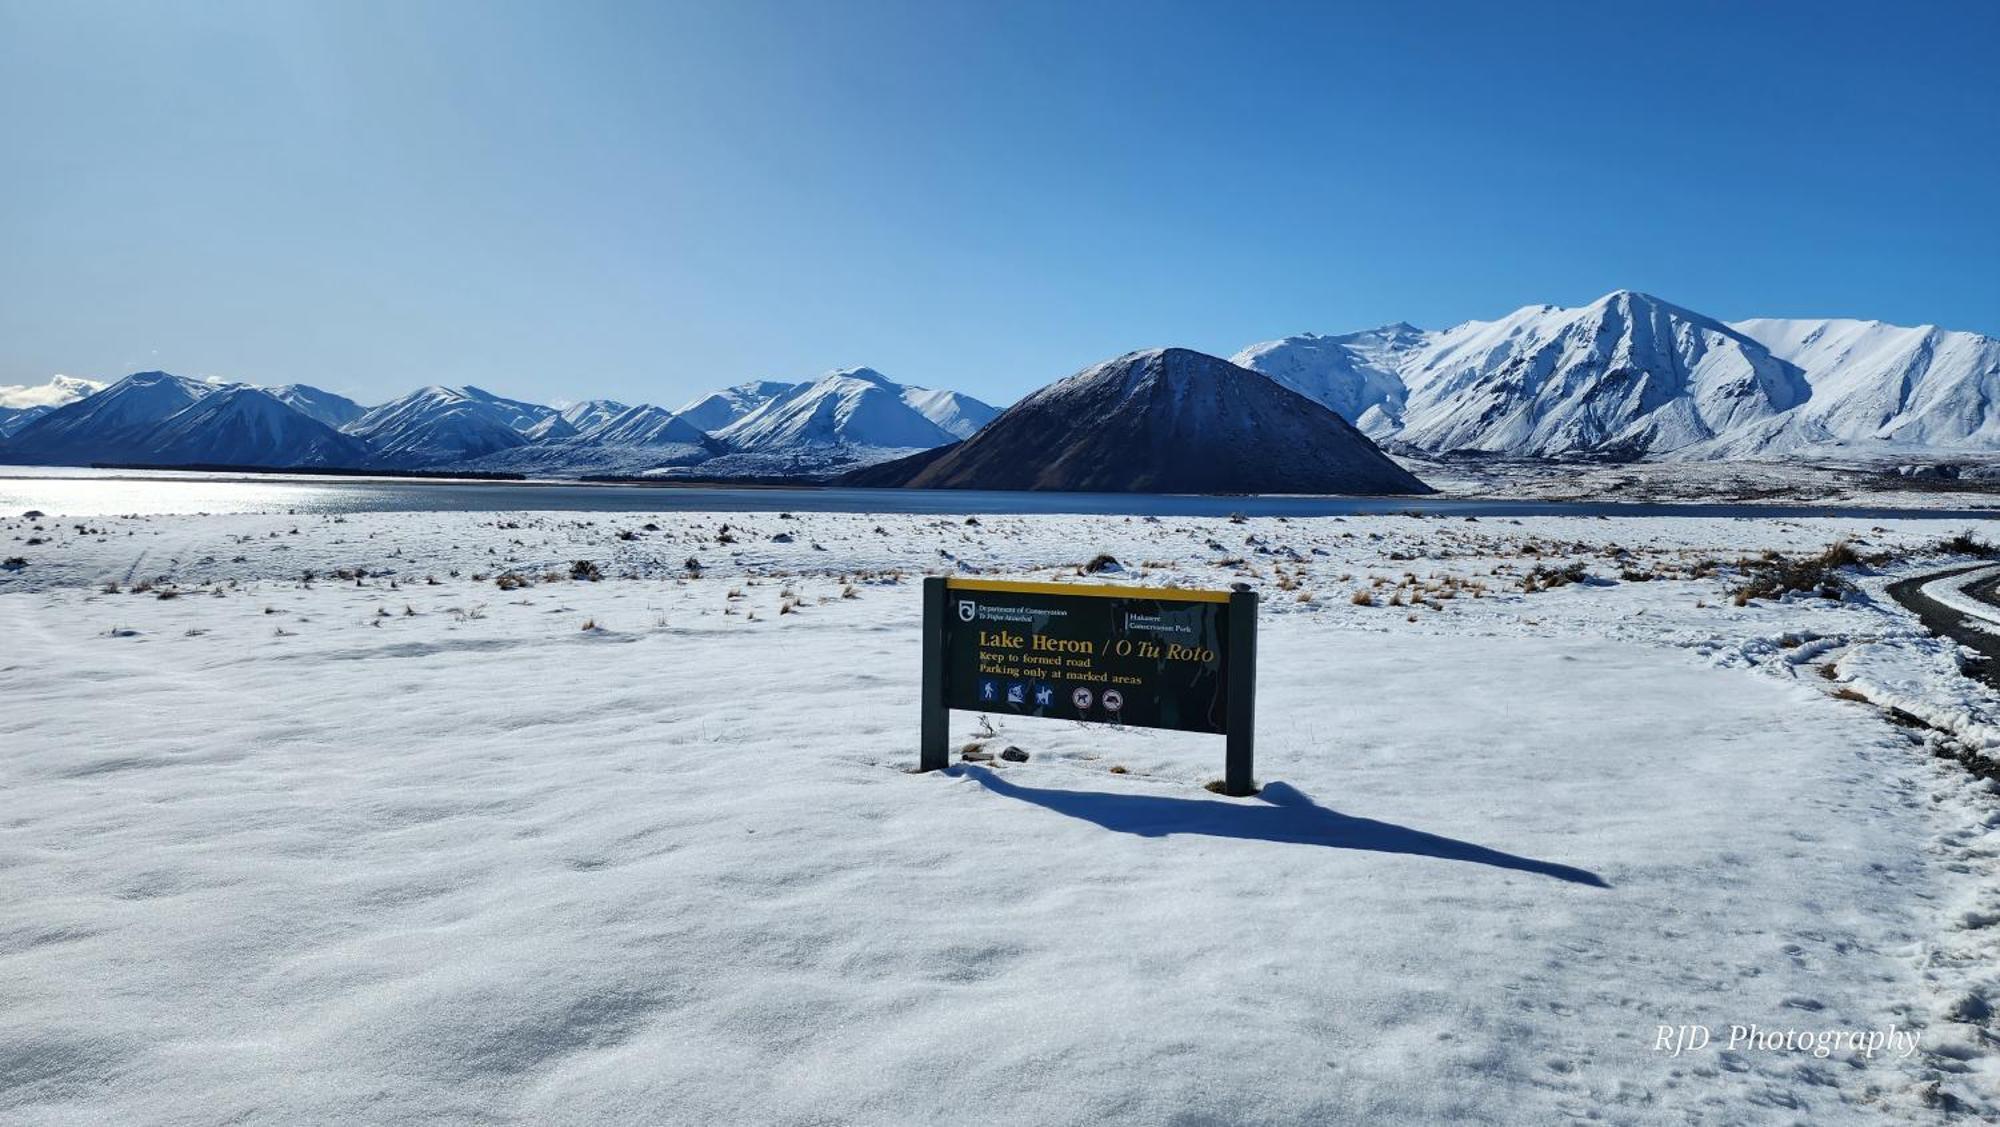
[1230,323,1427,438]
[674,381,798,433]
[14,303,1994,476]
[2,376,106,437]
[524,414,580,442]
[144,386,375,468]
[846,348,1429,494]
[676,370,997,453]
[898,385,1001,439]
[458,386,556,431]
[0,371,219,465]
[341,386,543,466]
[0,406,50,438]
[0,374,377,469]
[0,374,102,410]
[1393,291,1810,457]
[515,398,634,442]
[1702,317,2000,456]
[267,384,366,429]
[455,403,720,476]
[715,368,987,456]
[0,367,995,477]
[557,399,629,433]
[1237,291,2000,461]
[580,404,708,446]
[1233,291,2000,460]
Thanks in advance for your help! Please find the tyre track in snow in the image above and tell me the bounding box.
[1887,563,2000,691]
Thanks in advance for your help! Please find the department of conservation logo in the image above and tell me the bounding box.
[957,599,976,622]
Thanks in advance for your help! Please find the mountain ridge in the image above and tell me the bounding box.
[1234,290,2000,460]
[147,386,375,468]
[0,371,220,465]
[844,348,1430,494]
[8,293,1999,475]
[714,368,996,455]
[341,386,536,467]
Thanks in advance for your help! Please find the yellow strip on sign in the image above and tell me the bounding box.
[944,576,1232,604]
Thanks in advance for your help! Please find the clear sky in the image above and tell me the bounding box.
[3,0,1996,408]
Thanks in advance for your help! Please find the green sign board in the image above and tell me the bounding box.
[920,577,1258,794]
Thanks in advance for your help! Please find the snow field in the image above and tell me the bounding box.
[3,507,2000,1122]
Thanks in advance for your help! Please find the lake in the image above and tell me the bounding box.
[3,465,1998,521]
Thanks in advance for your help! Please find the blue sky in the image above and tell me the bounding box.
[3,0,1995,408]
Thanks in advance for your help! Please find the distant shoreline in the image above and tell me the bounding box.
[75,462,845,491]
[88,462,532,482]
[3,464,1999,523]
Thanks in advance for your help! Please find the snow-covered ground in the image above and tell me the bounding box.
[4,504,2000,1122]
[1406,454,2000,509]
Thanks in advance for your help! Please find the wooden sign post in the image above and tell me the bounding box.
[920,576,1258,795]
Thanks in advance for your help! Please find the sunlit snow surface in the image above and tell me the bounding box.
[3,501,1999,1122]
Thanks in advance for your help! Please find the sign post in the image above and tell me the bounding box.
[1225,588,1257,797]
[920,577,950,773]
[919,576,1259,795]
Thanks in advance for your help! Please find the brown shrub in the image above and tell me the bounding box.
[1731,542,1859,603]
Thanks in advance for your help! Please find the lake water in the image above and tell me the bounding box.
[3,465,1998,521]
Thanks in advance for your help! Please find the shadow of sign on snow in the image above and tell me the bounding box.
[955,768,1608,888]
